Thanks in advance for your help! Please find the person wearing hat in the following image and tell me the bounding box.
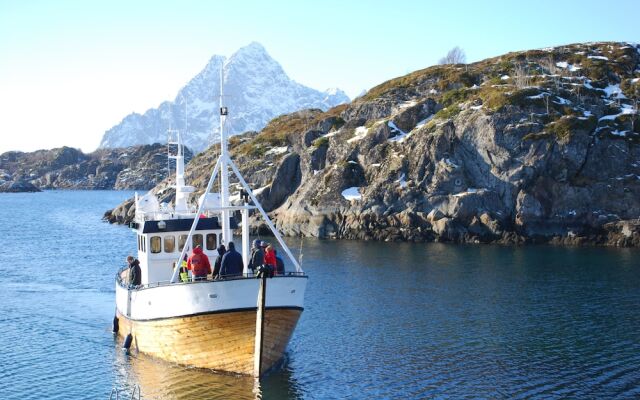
[248,239,264,273]
[187,245,211,281]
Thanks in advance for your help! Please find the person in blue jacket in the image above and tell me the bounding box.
[220,241,244,278]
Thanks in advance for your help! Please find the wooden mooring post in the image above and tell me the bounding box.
[253,272,267,377]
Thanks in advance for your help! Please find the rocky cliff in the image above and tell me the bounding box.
[99,42,349,152]
[0,144,192,191]
[105,42,640,246]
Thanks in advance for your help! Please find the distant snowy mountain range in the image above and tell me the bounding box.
[99,42,350,152]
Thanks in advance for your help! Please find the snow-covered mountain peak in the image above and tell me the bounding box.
[235,41,268,56]
[224,42,285,78]
[324,87,341,95]
[99,42,349,152]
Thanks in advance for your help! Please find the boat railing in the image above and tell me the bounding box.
[115,266,306,291]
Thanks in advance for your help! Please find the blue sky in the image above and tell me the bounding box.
[0,0,638,153]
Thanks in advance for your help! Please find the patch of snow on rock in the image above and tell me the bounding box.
[341,187,362,201]
[527,92,548,99]
[388,121,410,143]
[399,100,417,109]
[252,185,270,196]
[453,188,486,197]
[603,84,626,99]
[599,104,635,122]
[556,61,582,72]
[415,115,434,129]
[553,96,572,105]
[588,55,609,60]
[323,129,341,138]
[396,173,408,189]
[444,158,459,168]
[264,146,288,156]
[347,126,369,143]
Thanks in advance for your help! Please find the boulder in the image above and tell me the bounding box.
[0,179,41,193]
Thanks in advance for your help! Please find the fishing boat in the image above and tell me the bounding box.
[113,87,307,377]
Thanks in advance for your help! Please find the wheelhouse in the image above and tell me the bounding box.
[129,216,238,285]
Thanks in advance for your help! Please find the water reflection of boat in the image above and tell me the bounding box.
[113,84,307,377]
[126,352,256,399]
[112,344,302,400]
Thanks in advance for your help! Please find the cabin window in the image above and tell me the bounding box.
[206,234,217,250]
[164,236,175,253]
[193,234,203,249]
[150,236,161,254]
[137,235,140,251]
[142,236,146,253]
[178,235,188,251]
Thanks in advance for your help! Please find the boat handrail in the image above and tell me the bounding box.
[135,204,259,223]
[115,265,306,291]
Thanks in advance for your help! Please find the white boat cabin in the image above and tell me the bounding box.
[130,214,238,285]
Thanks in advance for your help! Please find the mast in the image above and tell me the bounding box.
[219,69,232,245]
[168,64,304,285]
[169,129,192,213]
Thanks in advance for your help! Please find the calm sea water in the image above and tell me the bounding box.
[1,190,639,399]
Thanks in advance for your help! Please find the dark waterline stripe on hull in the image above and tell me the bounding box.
[120,306,304,322]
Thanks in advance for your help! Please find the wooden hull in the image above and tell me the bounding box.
[116,307,302,375]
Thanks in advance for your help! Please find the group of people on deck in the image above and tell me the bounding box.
[188,239,285,280]
[126,239,286,286]
[181,241,243,281]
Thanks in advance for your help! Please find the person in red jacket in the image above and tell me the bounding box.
[264,244,277,269]
[187,245,211,281]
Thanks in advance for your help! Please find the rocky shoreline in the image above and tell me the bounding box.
[101,41,639,247]
[0,144,192,192]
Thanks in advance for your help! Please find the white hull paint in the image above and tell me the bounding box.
[116,276,307,321]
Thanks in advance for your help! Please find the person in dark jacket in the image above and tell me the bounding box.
[248,239,264,273]
[213,244,226,279]
[187,245,211,281]
[220,241,244,277]
[273,249,285,275]
[126,255,141,287]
